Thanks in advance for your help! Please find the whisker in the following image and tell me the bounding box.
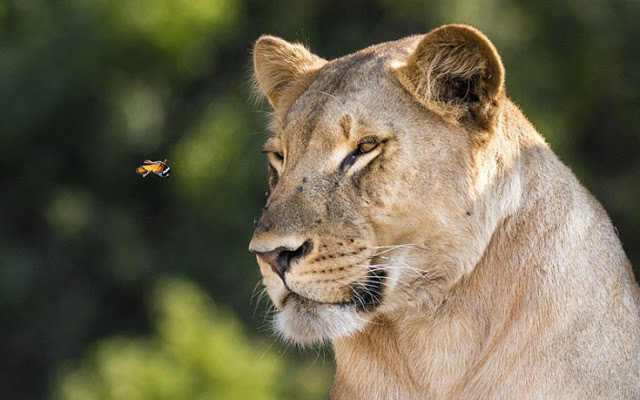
[252,286,271,319]
[346,281,367,310]
[369,243,422,249]
[370,243,426,251]
[366,246,426,261]
[250,280,265,304]
[370,267,427,281]
[357,261,427,280]
[309,90,347,113]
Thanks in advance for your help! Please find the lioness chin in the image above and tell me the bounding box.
[249,24,640,399]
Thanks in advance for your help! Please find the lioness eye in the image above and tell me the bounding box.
[340,137,380,170]
[263,150,284,165]
[357,137,379,154]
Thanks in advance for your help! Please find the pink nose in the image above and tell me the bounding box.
[254,240,313,281]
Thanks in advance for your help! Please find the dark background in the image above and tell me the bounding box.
[1,0,639,399]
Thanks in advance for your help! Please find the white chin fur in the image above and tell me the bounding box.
[275,303,370,345]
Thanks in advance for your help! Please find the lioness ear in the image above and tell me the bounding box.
[394,24,505,128]
[253,35,327,111]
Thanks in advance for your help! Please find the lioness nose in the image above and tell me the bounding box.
[254,240,313,281]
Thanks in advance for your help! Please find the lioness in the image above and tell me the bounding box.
[248,24,640,399]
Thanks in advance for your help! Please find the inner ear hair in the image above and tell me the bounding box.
[394,24,505,129]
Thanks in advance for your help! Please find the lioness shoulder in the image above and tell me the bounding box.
[249,24,640,399]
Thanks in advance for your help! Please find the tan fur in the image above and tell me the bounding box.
[395,24,505,128]
[249,24,640,399]
[252,35,327,111]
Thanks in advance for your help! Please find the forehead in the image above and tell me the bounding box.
[276,52,385,146]
[266,36,422,150]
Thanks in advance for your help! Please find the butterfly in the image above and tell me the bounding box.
[136,159,170,178]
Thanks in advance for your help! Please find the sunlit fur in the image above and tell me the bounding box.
[249,24,640,399]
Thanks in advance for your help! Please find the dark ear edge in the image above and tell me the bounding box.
[394,24,505,128]
[252,35,327,111]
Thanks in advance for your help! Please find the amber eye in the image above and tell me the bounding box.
[264,151,284,165]
[356,137,379,154]
[340,137,381,171]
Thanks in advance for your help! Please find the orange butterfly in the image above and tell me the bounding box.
[136,159,170,178]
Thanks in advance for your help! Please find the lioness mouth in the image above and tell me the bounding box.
[282,268,387,312]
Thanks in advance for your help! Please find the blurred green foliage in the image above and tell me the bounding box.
[0,0,638,399]
[54,278,330,400]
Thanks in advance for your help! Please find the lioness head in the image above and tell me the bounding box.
[249,24,514,345]
[248,23,640,399]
